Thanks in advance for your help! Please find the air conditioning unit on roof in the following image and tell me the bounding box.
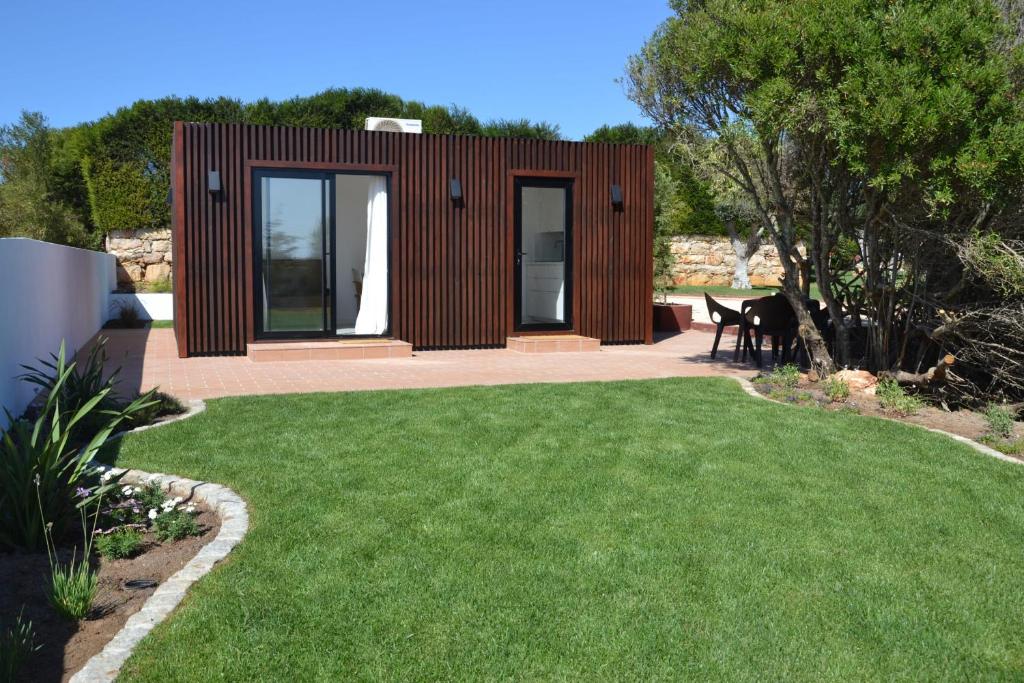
[365,117,422,134]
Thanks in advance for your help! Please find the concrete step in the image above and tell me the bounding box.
[506,335,601,353]
[247,338,412,362]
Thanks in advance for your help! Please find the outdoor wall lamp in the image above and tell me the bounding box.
[208,170,222,194]
[611,184,623,210]
[450,177,463,202]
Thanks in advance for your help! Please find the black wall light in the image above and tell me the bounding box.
[450,178,463,202]
[611,184,624,210]
[208,170,222,194]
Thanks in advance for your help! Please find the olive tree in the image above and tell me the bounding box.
[628,0,1024,378]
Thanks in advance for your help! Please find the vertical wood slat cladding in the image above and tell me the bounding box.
[171,123,652,356]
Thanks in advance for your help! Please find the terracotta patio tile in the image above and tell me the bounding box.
[86,328,759,402]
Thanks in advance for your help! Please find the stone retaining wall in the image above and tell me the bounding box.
[669,235,785,287]
[106,228,172,287]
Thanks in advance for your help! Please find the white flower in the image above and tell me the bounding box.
[148,508,158,520]
[101,470,115,482]
[122,485,134,496]
[184,504,196,514]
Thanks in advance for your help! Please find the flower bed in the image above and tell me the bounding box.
[1,473,218,679]
[750,366,1024,463]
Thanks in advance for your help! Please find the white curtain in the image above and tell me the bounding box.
[354,177,388,334]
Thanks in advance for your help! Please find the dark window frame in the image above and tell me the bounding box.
[252,167,393,341]
[513,177,574,332]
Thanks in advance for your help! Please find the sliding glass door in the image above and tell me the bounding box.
[256,172,327,335]
[253,169,390,339]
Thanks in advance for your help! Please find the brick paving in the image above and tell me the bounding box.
[93,328,757,401]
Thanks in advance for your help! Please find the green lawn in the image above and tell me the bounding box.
[107,378,1024,680]
[669,283,823,299]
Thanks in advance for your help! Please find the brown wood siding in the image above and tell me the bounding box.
[171,123,652,356]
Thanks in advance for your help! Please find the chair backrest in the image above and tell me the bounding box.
[745,294,796,334]
[705,293,741,325]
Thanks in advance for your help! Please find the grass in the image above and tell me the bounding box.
[147,320,173,329]
[106,378,1024,680]
[668,283,823,299]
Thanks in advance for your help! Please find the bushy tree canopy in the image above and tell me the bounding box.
[629,0,1024,382]
[0,88,563,242]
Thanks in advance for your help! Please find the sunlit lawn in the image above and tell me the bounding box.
[108,377,1024,680]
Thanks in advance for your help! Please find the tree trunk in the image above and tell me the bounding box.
[778,245,835,378]
[726,220,761,290]
[731,239,753,289]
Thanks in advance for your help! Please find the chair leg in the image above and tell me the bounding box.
[711,323,725,359]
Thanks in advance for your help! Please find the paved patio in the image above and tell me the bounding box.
[93,328,758,401]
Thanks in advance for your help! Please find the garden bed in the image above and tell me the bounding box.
[751,367,1024,463]
[0,506,218,682]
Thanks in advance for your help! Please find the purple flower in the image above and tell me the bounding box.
[75,486,91,498]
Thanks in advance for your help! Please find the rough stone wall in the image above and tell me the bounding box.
[105,228,172,286]
[669,235,785,287]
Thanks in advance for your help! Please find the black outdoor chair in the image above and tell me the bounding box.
[704,293,745,359]
[738,294,798,367]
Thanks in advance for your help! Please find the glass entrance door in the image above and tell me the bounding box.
[514,178,573,330]
[255,171,328,336]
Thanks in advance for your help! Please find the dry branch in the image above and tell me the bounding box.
[881,354,955,386]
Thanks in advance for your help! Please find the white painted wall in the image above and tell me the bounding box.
[108,292,173,321]
[0,238,116,425]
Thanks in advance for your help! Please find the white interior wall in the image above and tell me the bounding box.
[0,238,115,426]
[334,175,373,328]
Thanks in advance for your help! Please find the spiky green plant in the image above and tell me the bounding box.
[0,341,156,550]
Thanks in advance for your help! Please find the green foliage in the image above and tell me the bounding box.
[0,341,155,550]
[105,300,144,329]
[83,155,162,231]
[1,89,566,243]
[127,391,187,429]
[0,111,93,247]
[983,403,1017,440]
[95,527,144,559]
[876,380,924,416]
[46,552,98,621]
[584,123,660,145]
[0,609,40,681]
[142,277,173,293]
[153,508,200,542]
[823,376,852,402]
[961,230,1024,297]
[40,494,100,622]
[754,364,801,389]
[480,118,560,140]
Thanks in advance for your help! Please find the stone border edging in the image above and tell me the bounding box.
[70,397,248,682]
[731,376,1022,466]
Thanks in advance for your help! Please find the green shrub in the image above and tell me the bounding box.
[95,527,144,559]
[983,403,1017,440]
[1,341,156,550]
[144,277,173,293]
[754,364,801,389]
[126,391,187,429]
[105,300,145,329]
[153,508,200,542]
[0,609,41,681]
[823,376,851,402]
[876,379,924,416]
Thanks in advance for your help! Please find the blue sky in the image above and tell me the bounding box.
[2,0,672,140]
